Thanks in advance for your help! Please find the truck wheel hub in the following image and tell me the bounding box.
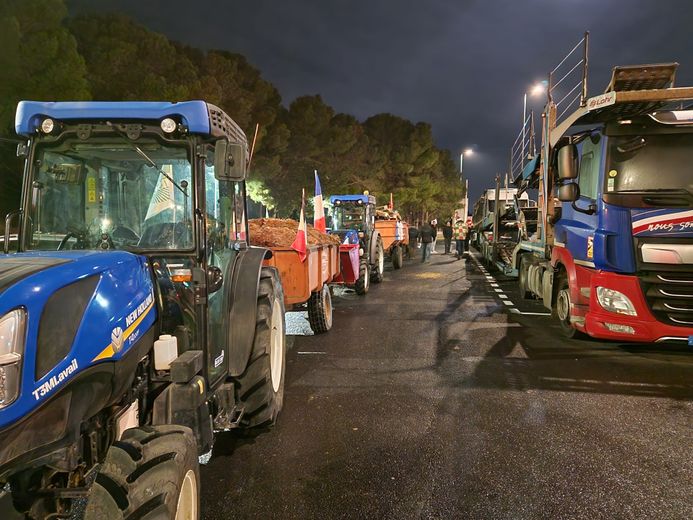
[557,289,570,322]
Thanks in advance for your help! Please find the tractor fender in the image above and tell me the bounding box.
[369,231,381,263]
[226,246,271,377]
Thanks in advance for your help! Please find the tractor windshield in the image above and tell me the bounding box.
[332,202,366,231]
[26,137,193,251]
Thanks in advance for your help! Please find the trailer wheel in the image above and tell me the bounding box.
[518,255,533,299]
[85,425,199,520]
[392,245,403,269]
[371,237,385,283]
[232,267,286,428]
[553,271,583,339]
[307,283,333,333]
[354,259,370,295]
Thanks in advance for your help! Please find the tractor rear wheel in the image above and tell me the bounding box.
[371,237,385,283]
[354,258,370,295]
[85,425,199,520]
[231,267,286,428]
[307,283,333,333]
[392,245,403,269]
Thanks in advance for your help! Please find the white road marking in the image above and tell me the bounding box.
[298,351,327,355]
[499,294,509,299]
[502,300,513,306]
[494,288,504,293]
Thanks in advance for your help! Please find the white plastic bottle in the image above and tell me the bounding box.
[153,334,178,370]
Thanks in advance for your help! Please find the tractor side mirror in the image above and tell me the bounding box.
[557,144,578,180]
[558,183,579,202]
[214,140,247,181]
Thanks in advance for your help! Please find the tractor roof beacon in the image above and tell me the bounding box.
[0,100,287,519]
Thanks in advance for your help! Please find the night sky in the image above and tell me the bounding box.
[68,0,693,203]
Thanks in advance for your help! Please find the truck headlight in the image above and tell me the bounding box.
[596,287,637,316]
[0,309,26,407]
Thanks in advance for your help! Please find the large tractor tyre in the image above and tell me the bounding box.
[85,425,199,520]
[392,245,404,270]
[232,267,287,428]
[552,271,584,339]
[371,237,385,283]
[354,259,371,295]
[307,283,333,334]
[518,255,533,299]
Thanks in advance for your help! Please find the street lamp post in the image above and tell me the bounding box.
[522,82,548,162]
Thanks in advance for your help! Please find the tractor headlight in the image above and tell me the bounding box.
[596,287,637,316]
[40,118,55,134]
[160,117,177,133]
[0,309,26,407]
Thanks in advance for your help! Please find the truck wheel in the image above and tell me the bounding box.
[354,259,370,295]
[392,245,403,269]
[553,272,582,339]
[371,237,385,283]
[519,255,533,299]
[307,283,333,334]
[232,267,286,428]
[85,425,199,520]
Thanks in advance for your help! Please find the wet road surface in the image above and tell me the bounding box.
[201,246,693,519]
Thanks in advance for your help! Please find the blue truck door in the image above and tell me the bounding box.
[556,134,602,265]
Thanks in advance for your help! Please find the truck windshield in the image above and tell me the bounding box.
[27,137,193,251]
[333,203,365,231]
[606,133,693,193]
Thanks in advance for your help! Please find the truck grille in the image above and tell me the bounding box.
[640,272,693,326]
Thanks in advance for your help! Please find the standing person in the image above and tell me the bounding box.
[454,218,468,259]
[442,219,453,254]
[419,221,435,263]
[464,218,471,254]
[407,223,420,259]
[430,218,438,254]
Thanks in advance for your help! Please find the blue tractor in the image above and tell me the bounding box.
[0,101,287,518]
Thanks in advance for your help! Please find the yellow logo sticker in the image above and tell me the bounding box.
[587,236,594,259]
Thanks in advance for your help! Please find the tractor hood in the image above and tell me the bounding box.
[0,251,157,429]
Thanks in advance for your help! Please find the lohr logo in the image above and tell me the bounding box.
[32,359,78,400]
[111,326,124,352]
[587,92,616,110]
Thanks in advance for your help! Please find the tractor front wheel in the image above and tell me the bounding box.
[85,425,199,520]
[354,258,370,295]
[371,237,385,283]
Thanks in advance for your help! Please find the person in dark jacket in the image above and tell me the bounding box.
[442,219,453,254]
[419,221,435,262]
[407,224,419,259]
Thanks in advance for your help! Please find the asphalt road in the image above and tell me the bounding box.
[200,244,693,520]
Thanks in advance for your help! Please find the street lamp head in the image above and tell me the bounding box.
[464,148,474,156]
[530,81,547,97]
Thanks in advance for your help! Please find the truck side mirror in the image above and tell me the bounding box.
[558,183,579,202]
[214,140,247,181]
[557,144,578,180]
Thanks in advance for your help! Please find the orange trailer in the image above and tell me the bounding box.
[263,243,340,333]
[374,219,409,269]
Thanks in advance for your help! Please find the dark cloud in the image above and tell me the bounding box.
[67,0,693,203]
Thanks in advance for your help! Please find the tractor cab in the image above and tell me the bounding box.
[0,101,287,518]
[328,194,376,244]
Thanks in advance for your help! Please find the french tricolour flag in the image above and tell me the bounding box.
[291,188,308,262]
[313,170,326,233]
